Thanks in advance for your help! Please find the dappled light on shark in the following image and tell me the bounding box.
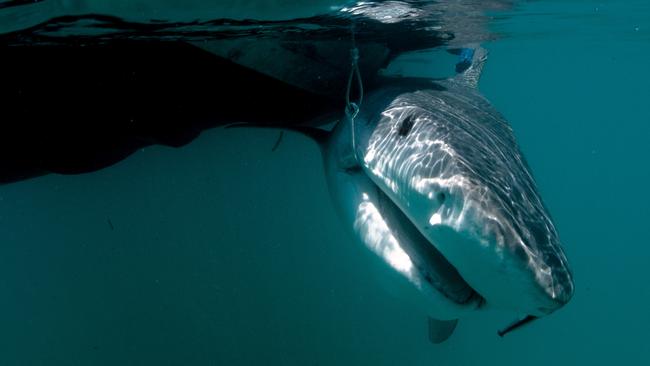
[354,193,416,278]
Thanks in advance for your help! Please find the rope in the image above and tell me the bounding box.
[344,22,364,165]
[345,48,363,116]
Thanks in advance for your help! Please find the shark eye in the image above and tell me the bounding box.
[436,192,446,204]
[398,115,415,136]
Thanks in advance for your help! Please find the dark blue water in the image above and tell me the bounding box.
[1,0,648,365]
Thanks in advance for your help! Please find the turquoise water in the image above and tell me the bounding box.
[1,0,649,365]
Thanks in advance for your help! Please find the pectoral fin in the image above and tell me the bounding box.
[427,317,458,344]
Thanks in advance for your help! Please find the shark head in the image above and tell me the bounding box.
[354,86,574,317]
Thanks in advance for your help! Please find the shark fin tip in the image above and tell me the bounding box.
[427,317,458,344]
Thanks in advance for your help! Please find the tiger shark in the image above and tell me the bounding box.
[253,47,574,343]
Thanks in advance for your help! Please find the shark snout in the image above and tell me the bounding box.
[517,215,574,314]
[489,213,574,316]
[534,249,574,314]
[419,188,574,316]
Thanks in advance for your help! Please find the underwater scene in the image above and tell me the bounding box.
[0,0,648,365]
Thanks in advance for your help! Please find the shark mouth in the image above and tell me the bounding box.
[373,185,484,308]
[413,228,483,306]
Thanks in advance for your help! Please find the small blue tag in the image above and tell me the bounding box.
[455,48,475,73]
[459,48,475,64]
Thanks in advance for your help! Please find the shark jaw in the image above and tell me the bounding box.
[324,161,486,320]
